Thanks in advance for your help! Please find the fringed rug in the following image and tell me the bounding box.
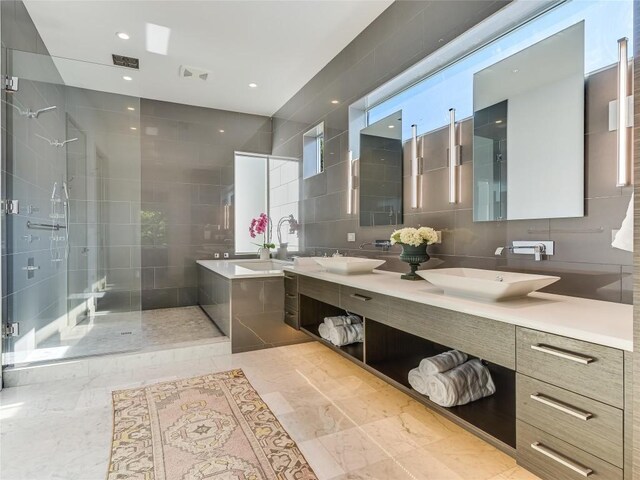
[107,369,317,480]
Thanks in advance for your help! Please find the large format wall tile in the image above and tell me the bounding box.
[140,99,272,309]
[271,1,632,304]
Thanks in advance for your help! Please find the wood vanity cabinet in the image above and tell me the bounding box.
[283,272,299,328]
[515,327,630,480]
[288,272,632,480]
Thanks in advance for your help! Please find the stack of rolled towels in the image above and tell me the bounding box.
[408,350,496,407]
[318,314,363,347]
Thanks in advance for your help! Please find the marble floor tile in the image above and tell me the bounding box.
[0,341,540,480]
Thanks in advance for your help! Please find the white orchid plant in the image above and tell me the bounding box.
[390,227,438,247]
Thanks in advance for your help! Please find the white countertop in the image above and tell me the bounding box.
[283,266,633,352]
[197,259,291,279]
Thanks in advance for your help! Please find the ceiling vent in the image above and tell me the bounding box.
[179,65,210,81]
[112,54,139,69]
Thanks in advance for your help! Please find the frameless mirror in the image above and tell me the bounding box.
[473,22,585,221]
[359,110,403,227]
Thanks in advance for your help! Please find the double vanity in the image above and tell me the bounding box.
[198,258,632,480]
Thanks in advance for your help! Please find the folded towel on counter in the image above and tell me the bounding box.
[612,193,633,252]
[323,314,362,327]
[418,350,468,376]
[408,368,429,395]
[328,323,363,346]
[425,359,496,407]
[318,323,330,340]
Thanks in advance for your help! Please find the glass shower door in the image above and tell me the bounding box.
[1,49,142,367]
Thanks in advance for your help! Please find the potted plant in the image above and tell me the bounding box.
[249,213,276,260]
[390,227,438,280]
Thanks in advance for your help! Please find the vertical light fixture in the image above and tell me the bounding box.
[448,108,461,204]
[347,150,358,215]
[616,37,631,187]
[410,124,422,209]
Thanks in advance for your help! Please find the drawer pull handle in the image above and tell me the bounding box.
[350,293,372,302]
[284,275,296,280]
[530,393,593,421]
[530,442,593,477]
[285,293,296,298]
[531,344,594,365]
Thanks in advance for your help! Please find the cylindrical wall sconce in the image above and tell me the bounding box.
[616,37,631,187]
[448,108,461,204]
[410,124,422,209]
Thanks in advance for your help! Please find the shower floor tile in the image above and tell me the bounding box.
[7,306,223,366]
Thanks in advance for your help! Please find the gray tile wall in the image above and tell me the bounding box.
[1,0,69,363]
[64,87,142,317]
[140,99,272,309]
[271,0,632,304]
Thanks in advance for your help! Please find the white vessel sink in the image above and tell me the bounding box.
[314,257,385,275]
[417,268,560,301]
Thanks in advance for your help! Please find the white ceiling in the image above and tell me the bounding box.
[23,0,393,117]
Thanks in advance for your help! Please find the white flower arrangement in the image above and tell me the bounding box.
[390,226,438,247]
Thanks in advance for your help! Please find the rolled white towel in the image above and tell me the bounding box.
[328,323,363,346]
[318,323,330,340]
[324,314,362,327]
[408,368,429,395]
[425,359,496,407]
[419,350,468,376]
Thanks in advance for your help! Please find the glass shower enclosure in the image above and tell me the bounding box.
[1,49,143,367]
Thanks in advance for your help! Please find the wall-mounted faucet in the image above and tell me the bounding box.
[359,239,392,252]
[495,241,555,262]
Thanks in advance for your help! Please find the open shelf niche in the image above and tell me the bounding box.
[365,318,516,448]
[299,294,364,362]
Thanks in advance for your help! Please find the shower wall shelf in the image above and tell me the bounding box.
[27,221,66,231]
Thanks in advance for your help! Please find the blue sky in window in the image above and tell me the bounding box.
[368,0,633,141]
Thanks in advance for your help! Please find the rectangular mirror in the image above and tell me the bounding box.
[473,22,585,221]
[359,110,403,227]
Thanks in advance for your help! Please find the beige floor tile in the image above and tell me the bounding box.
[319,426,389,472]
[423,433,516,480]
[278,403,354,441]
[487,466,541,480]
[299,437,347,479]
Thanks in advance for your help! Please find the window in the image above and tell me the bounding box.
[366,0,633,141]
[234,153,300,254]
[234,154,267,254]
[302,122,324,178]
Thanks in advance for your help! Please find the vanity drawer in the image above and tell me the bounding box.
[516,328,624,408]
[339,286,389,321]
[517,374,623,467]
[517,420,622,480]
[284,309,299,329]
[284,272,298,294]
[298,276,340,306]
[285,291,298,311]
[386,299,515,368]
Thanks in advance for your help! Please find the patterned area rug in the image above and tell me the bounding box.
[108,369,317,479]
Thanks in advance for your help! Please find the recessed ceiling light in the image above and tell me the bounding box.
[219,129,225,133]
[146,23,171,55]
[123,75,133,81]
[388,125,395,129]
[130,127,137,130]
[331,100,339,104]
[248,83,257,88]
[127,106,135,111]
[116,32,130,40]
